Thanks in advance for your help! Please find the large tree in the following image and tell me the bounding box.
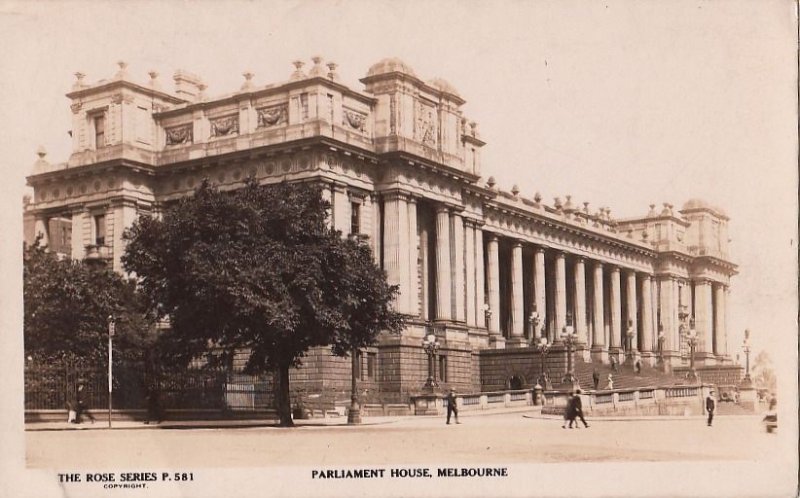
[122,179,402,426]
[23,241,155,364]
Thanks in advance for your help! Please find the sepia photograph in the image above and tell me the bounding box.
[0,1,797,497]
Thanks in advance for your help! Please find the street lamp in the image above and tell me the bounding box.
[560,314,577,388]
[536,336,552,389]
[422,332,440,391]
[483,303,492,329]
[742,329,752,385]
[682,317,698,382]
[107,315,115,428]
[657,325,665,364]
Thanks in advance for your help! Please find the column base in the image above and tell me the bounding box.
[639,351,656,367]
[590,345,608,364]
[489,334,506,349]
[505,337,528,348]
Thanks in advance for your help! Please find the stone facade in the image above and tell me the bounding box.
[25,57,738,404]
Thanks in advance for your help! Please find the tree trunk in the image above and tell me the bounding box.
[274,362,294,427]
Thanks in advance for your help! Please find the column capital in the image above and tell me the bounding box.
[609,265,621,274]
[511,239,523,249]
[485,232,499,243]
[533,246,546,255]
[573,255,586,263]
[592,259,603,269]
[435,204,451,215]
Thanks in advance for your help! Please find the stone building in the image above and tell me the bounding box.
[25,57,738,405]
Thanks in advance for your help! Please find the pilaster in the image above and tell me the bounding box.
[452,212,465,322]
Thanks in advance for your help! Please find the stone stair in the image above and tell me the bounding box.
[564,357,687,391]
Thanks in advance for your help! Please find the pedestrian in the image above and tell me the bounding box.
[610,356,618,372]
[572,389,589,428]
[75,384,95,424]
[562,394,576,429]
[705,390,716,427]
[144,384,163,425]
[592,369,600,390]
[606,373,614,390]
[446,388,460,424]
[634,358,642,374]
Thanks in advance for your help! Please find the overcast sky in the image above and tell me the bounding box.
[0,0,795,371]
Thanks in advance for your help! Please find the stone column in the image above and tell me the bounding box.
[382,193,410,313]
[70,208,86,260]
[435,206,452,321]
[486,235,502,341]
[555,252,567,340]
[533,248,546,340]
[508,242,525,346]
[332,184,350,235]
[608,266,622,357]
[407,197,419,317]
[640,274,654,364]
[658,277,675,357]
[111,200,138,274]
[694,280,714,361]
[574,257,588,349]
[591,262,606,362]
[464,221,476,327]
[713,283,727,357]
[33,216,49,247]
[452,212,465,322]
[320,184,333,229]
[370,193,381,261]
[475,228,486,328]
[626,270,638,355]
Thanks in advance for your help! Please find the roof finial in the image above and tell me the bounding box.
[326,62,339,82]
[241,71,255,91]
[290,60,307,81]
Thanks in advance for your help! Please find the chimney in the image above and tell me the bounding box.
[173,70,204,102]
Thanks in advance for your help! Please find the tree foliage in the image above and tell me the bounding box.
[122,179,403,425]
[751,350,777,392]
[23,240,156,363]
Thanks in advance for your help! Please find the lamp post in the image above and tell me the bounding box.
[483,303,492,329]
[656,327,665,362]
[536,336,552,389]
[560,315,577,388]
[422,332,440,391]
[742,329,752,385]
[107,315,115,429]
[682,318,698,382]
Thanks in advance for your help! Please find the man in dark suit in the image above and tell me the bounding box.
[572,389,589,428]
[446,388,460,424]
[706,390,716,427]
[592,369,600,390]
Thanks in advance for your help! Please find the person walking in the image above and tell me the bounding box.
[446,388,460,424]
[562,394,576,429]
[144,384,163,425]
[705,390,716,427]
[572,389,589,428]
[610,356,618,372]
[592,369,600,390]
[605,373,614,390]
[75,384,95,424]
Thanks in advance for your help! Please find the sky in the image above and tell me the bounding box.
[0,1,796,496]
[0,1,795,374]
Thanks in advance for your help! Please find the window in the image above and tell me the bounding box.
[438,355,448,383]
[94,214,106,246]
[367,352,376,379]
[94,115,106,148]
[350,202,361,235]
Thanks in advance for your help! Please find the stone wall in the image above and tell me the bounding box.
[479,346,569,391]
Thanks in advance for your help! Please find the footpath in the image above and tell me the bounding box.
[25,404,762,431]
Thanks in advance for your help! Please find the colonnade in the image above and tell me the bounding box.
[380,196,730,364]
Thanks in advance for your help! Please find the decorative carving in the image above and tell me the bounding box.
[210,115,239,137]
[70,102,83,114]
[165,124,193,145]
[389,95,396,135]
[416,101,437,146]
[343,108,366,131]
[256,105,287,128]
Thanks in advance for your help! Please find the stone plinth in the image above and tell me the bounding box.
[412,393,444,416]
